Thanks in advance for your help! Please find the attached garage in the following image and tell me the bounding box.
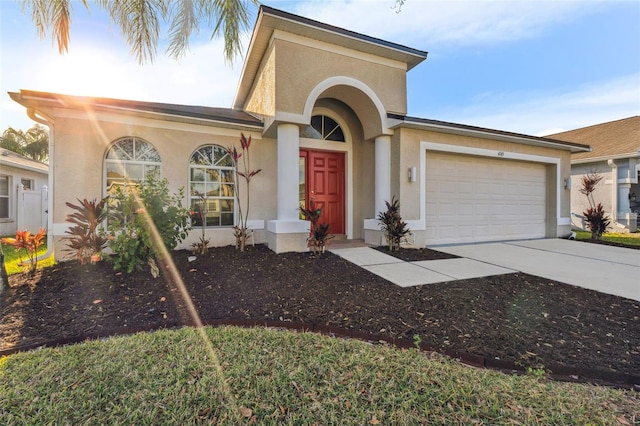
[425,151,547,245]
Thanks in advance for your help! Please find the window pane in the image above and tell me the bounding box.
[220,199,234,212]
[0,176,8,195]
[190,199,204,226]
[137,141,161,161]
[21,179,32,190]
[191,183,205,197]
[311,115,322,134]
[221,184,234,197]
[206,183,220,197]
[325,126,345,142]
[191,168,205,182]
[145,165,160,179]
[126,163,143,180]
[106,163,126,180]
[216,153,234,167]
[221,170,234,182]
[207,169,220,182]
[220,213,234,226]
[117,139,135,160]
[0,198,8,218]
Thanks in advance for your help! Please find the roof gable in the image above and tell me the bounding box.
[233,5,428,110]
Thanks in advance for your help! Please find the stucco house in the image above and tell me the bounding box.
[8,6,589,259]
[0,149,48,236]
[550,116,640,233]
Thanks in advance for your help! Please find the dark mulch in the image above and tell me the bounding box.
[1,244,639,386]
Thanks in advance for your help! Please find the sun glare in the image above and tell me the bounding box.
[36,48,140,99]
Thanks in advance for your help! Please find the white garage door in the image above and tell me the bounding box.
[425,152,547,245]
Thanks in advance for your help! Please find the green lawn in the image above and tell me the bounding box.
[1,326,638,425]
[1,240,55,276]
[574,230,640,247]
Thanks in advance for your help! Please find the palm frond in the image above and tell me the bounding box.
[166,0,199,59]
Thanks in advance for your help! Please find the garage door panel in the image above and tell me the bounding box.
[426,152,547,245]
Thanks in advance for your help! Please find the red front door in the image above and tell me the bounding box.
[301,149,345,235]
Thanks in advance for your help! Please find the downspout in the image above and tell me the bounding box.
[607,159,618,224]
[27,108,55,261]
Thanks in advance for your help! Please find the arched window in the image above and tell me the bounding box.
[189,145,235,227]
[105,137,161,195]
[301,115,345,142]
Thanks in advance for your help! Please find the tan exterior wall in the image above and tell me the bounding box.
[270,38,407,117]
[244,44,276,118]
[49,110,274,259]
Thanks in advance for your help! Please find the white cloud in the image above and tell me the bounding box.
[427,74,640,135]
[292,0,594,50]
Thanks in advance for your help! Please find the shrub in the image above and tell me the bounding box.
[190,191,210,255]
[579,173,610,240]
[227,133,262,252]
[63,198,108,264]
[377,196,410,251]
[300,199,333,256]
[106,174,191,275]
[1,228,46,275]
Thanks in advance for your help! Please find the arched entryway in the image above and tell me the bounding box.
[299,112,350,236]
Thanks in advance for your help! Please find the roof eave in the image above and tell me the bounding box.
[571,152,640,165]
[390,115,592,153]
[11,90,264,131]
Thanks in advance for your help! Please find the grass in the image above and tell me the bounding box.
[1,240,55,276]
[574,230,640,247]
[1,326,638,425]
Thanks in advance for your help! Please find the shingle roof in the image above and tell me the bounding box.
[10,90,264,128]
[548,116,640,162]
[0,149,48,174]
[389,114,591,152]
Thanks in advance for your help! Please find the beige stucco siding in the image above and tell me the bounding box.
[244,44,276,118]
[392,127,572,232]
[272,38,407,118]
[49,110,274,258]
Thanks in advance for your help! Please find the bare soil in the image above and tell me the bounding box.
[1,244,639,387]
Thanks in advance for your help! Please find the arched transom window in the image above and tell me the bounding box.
[301,115,345,142]
[105,137,161,195]
[189,145,235,227]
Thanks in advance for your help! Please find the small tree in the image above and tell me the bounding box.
[300,199,333,256]
[227,133,261,252]
[106,175,191,275]
[190,191,210,255]
[63,198,108,264]
[377,196,411,251]
[1,229,46,275]
[579,173,611,240]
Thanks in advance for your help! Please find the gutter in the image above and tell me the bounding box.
[607,159,618,224]
[27,108,55,262]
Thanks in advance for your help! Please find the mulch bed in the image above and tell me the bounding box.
[1,244,639,387]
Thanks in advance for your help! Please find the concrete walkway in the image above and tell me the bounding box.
[330,246,514,288]
[330,239,639,302]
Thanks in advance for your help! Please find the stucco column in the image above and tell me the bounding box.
[277,123,300,221]
[375,135,391,216]
[619,183,632,213]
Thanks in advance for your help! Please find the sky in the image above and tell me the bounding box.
[0,0,638,136]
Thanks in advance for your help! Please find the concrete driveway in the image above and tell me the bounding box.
[434,239,640,302]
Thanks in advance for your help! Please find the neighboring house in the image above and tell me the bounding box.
[550,116,640,233]
[0,149,48,236]
[8,6,589,259]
